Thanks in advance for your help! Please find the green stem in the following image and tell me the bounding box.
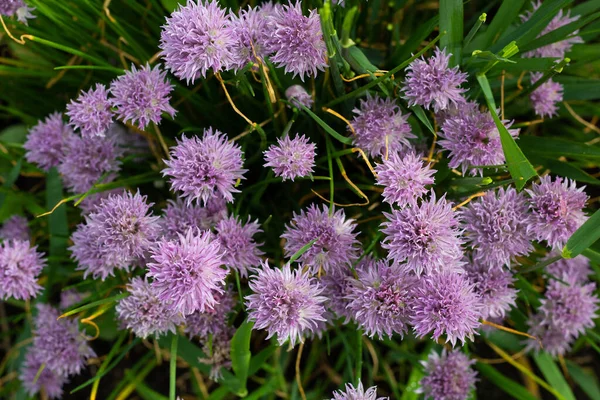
[170,334,178,400]
[464,13,487,47]
[355,330,363,385]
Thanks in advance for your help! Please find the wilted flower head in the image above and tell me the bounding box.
[109,64,176,130]
[418,349,477,400]
[464,261,517,320]
[546,254,592,285]
[403,48,468,112]
[66,84,113,137]
[161,197,227,239]
[529,72,564,119]
[0,215,29,241]
[24,112,74,171]
[285,84,313,108]
[282,204,360,274]
[148,229,227,315]
[0,240,45,300]
[159,0,236,83]
[0,0,35,24]
[526,176,588,249]
[263,134,316,181]
[163,129,247,205]
[246,262,327,347]
[350,94,415,158]
[215,215,263,277]
[331,381,389,400]
[20,350,68,399]
[229,5,270,70]
[185,287,236,338]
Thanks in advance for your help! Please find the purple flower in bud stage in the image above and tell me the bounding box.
[282,204,360,274]
[285,85,313,108]
[161,197,227,239]
[215,215,263,277]
[162,129,247,205]
[0,0,35,24]
[526,176,588,249]
[20,350,68,399]
[66,84,113,137]
[546,254,592,285]
[402,48,468,112]
[159,0,236,84]
[464,261,517,320]
[246,262,327,347]
[24,112,74,171]
[109,64,176,130]
[229,5,270,70]
[185,287,236,338]
[410,273,482,346]
[199,330,233,380]
[375,151,436,206]
[381,192,463,276]
[526,314,573,356]
[331,381,389,400]
[418,349,477,400]
[529,73,564,118]
[70,191,160,280]
[350,94,415,158]
[263,134,316,181]
[263,1,328,80]
[148,229,227,316]
[461,188,532,269]
[0,215,29,241]
[0,240,45,300]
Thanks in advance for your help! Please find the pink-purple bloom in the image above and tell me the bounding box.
[229,5,270,70]
[185,287,236,338]
[215,215,263,277]
[418,349,477,400]
[529,72,564,118]
[0,0,34,24]
[331,381,389,400]
[66,84,113,137]
[161,197,227,239]
[0,240,45,300]
[20,350,68,399]
[24,112,74,171]
[285,84,313,108]
[0,215,29,241]
[546,254,592,285]
[263,134,316,181]
[464,261,517,320]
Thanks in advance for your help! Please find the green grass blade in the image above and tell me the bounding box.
[230,320,254,397]
[477,0,527,50]
[440,0,464,66]
[562,207,600,258]
[298,104,353,145]
[566,360,600,400]
[170,334,178,400]
[532,353,576,400]
[60,293,128,319]
[476,363,538,400]
[290,238,319,263]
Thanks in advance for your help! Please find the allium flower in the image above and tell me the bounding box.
[375,151,436,206]
[148,229,227,315]
[161,197,227,239]
[282,204,360,274]
[285,84,313,108]
[526,314,572,356]
[418,349,477,400]
[350,94,415,158]
[546,254,592,285]
[20,351,68,399]
[461,187,532,269]
[402,48,468,112]
[263,134,316,181]
[199,330,233,380]
[346,261,416,339]
[159,0,236,83]
[215,215,263,277]
[331,381,389,400]
[263,1,328,80]
[0,215,29,241]
[185,287,236,338]
[24,112,74,171]
[109,64,176,130]
[0,240,45,300]
[529,73,563,118]
[410,273,482,346]
[229,5,270,70]
[0,0,35,24]
[381,192,463,276]
[464,262,517,320]
[320,258,363,323]
[439,106,519,175]
[70,191,160,280]
[526,176,588,249]
[246,262,327,347]
[66,84,113,137]
[162,129,247,205]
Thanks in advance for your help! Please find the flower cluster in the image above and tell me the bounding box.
[24,112,74,171]
[263,134,316,181]
[418,349,477,400]
[331,381,389,400]
[0,215,29,241]
[215,215,264,277]
[0,239,46,300]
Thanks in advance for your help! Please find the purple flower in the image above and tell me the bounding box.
[263,134,316,181]
[381,192,464,276]
[162,129,247,205]
[464,261,517,320]
[263,1,327,80]
[109,64,176,130]
[66,84,113,137]
[215,215,263,277]
[199,330,233,380]
[526,314,572,356]
[282,204,360,274]
[331,381,389,400]
[402,48,468,112]
[0,0,35,24]
[0,215,29,241]
[161,197,227,239]
[285,85,313,108]
[350,94,415,158]
[529,73,563,119]
[20,350,68,399]
[546,253,592,285]
[418,349,477,400]
[375,151,436,206]
[526,176,588,249]
[246,262,327,347]
[229,5,270,70]
[320,268,355,323]
[159,0,236,84]
[24,112,74,171]
[410,273,482,346]
[60,289,88,310]
[0,240,45,300]
[185,287,236,338]
[148,229,227,315]
[70,191,160,280]
[461,187,532,269]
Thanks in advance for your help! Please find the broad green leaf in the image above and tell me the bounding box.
[566,360,600,400]
[476,363,538,400]
[411,105,435,134]
[0,124,28,144]
[536,157,600,186]
[583,248,600,263]
[533,353,576,400]
[440,0,464,66]
[230,320,254,397]
[562,207,600,258]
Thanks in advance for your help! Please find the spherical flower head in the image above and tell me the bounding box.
[464,261,517,320]
[529,72,564,119]
[526,176,588,249]
[66,84,113,137]
[402,48,468,112]
[161,197,227,239]
[0,215,29,241]
[285,85,313,109]
[526,314,572,356]
[162,128,247,205]
[461,187,532,269]
[20,350,68,399]
[70,191,160,280]
[109,64,176,130]
[381,192,464,276]
[263,134,316,181]
[116,277,185,339]
[0,0,35,24]
[439,106,519,176]
[185,287,235,338]
[24,112,75,171]
[148,229,227,315]
[350,94,416,158]
[546,253,592,285]
[263,1,328,81]
[215,215,263,277]
[229,5,270,70]
[375,151,436,206]
[418,349,477,400]
[159,0,236,84]
[410,273,482,346]
[0,240,45,300]
[282,204,360,274]
[246,262,327,347]
[331,381,389,400]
